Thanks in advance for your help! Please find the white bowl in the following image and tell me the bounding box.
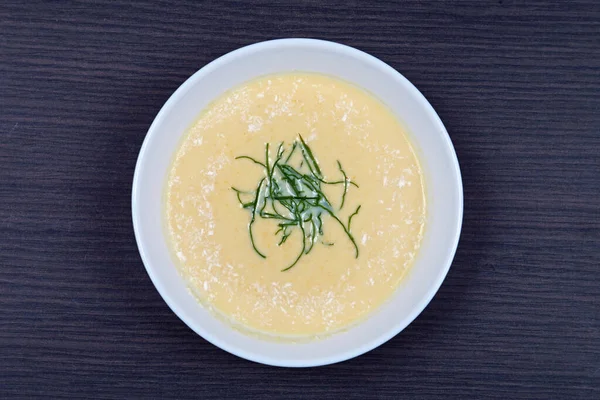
[132,38,463,367]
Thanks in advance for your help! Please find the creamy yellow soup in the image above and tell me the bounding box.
[166,73,426,337]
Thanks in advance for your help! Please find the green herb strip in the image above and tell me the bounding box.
[233,135,361,271]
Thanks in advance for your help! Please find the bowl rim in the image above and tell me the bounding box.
[132,38,463,367]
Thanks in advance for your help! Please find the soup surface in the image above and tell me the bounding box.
[166,73,426,337]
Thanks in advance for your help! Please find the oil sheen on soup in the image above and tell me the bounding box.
[166,73,426,337]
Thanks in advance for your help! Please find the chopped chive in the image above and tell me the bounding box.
[248,178,267,258]
[348,205,361,232]
[337,160,349,210]
[281,219,306,272]
[235,155,266,168]
[298,134,322,178]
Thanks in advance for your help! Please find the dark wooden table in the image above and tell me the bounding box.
[2,1,599,398]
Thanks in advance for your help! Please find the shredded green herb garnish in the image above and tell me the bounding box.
[233,134,361,271]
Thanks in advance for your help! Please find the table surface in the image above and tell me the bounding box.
[2,1,599,399]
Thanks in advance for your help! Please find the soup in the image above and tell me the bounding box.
[165,73,426,337]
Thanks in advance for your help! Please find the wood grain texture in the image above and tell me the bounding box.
[1,1,599,398]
